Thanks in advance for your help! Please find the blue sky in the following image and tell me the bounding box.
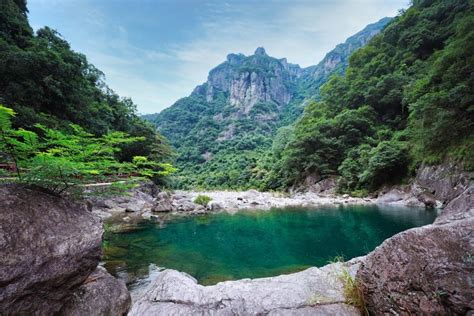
[28,0,409,114]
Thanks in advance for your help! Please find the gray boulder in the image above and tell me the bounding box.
[129,261,361,315]
[152,200,174,212]
[376,188,407,203]
[416,162,470,204]
[208,201,222,211]
[357,218,474,315]
[0,184,131,315]
[60,267,131,316]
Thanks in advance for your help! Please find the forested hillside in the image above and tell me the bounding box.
[151,18,391,189]
[0,0,171,162]
[268,0,473,193]
[0,0,176,197]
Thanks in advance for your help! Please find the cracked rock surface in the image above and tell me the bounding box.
[129,260,361,315]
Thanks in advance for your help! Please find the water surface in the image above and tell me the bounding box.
[103,205,436,285]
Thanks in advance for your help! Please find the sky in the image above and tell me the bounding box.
[27,0,409,114]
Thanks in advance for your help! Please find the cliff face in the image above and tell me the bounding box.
[193,47,302,115]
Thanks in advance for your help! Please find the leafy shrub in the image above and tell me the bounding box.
[0,105,175,196]
[359,141,408,190]
[194,195,212,206]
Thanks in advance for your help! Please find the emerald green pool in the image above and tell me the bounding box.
[103,205,436,286]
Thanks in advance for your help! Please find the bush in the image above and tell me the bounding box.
[0,105,176,197]
[194,195,212,206]
[359,140,409,189]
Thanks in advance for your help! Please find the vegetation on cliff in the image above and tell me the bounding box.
[270,0,473,192]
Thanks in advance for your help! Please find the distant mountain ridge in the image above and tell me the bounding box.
[148,17,392,189]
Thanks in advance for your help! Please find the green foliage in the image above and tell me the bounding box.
[273,0,473,191]
[338,267,368,315]
[0,0,172,163]
[194,195,212,206]
[0,105,175,196]
[359,141,408,189]
[150,25,389,191]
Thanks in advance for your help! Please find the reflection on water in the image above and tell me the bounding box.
[102,204,436,286]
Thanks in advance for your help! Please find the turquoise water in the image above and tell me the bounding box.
[103,205,436,285]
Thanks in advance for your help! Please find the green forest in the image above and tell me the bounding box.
[152,0,473,194]
[268,0,473,193]
[0,0,174,195]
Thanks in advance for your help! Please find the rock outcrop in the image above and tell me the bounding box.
[193,47,301,114]
[0,184,131,315]
[377,161,472,209]
[130,260,362,315]
[358,163,474,315]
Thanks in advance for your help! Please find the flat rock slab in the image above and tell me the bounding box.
[129,261,361,315]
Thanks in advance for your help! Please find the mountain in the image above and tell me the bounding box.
[151,18,392,189]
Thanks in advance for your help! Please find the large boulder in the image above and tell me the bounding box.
[129,261,362,315]
[0,184,131,315]
[357,183,474,315]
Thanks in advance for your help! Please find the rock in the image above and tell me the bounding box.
[125,200,146,212]
[416,162,471,204]
[435,186,474,225]
[358,218,474,315]
[342,194,350,199]
[157,191,170,200]
[92,208,113,220]
[174,200,200,212]
[358,179,474,315]
[152,200,173,212]
[103,199,118,209]
[309,177,337,195]
[208,201,222,211]
[60,267,131,316]
[0,184,130,315]
[129,261,361,316]
[417,191,438,208]
[376,188,407,203]
[135,181,160,198]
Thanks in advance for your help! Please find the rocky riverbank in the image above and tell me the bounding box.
[88,163,464,224]
[88,184,375,224]
[126,161,473,315]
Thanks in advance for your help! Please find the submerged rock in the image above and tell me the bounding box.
[129,261,362,315]
[0,184,131,315]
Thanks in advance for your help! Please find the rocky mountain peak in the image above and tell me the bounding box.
[193,47,301,112]
[254,47,267,56]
